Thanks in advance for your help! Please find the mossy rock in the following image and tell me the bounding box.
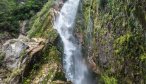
[27,0,58,42]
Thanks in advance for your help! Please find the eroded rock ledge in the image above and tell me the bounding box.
[0,35,66,84]
[0,35,46,83]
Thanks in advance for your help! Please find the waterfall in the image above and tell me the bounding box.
[54,0,92,84]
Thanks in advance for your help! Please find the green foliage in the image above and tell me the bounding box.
[0,0,48,35]
[12,0,48,20]
[91,0,146,83]
[43,46,61,63]
[102,75,117,84]
[27,0,56,39]
[23,45,61,83]
[115,33,131,45]
[140,53,146,61]
[0,0,19,34]
[114,32,132,54]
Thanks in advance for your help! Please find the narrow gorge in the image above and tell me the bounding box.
[0,0,146,84]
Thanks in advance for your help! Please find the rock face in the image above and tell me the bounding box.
[81,0,146,83]
[2,40,28,70]
[0,35,46,83]
[1,0,146,84]
[0,34,65,83]
[0,0,66,83]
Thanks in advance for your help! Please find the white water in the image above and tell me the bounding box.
[54,0,91,84]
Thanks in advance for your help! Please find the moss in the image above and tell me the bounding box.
[140,53,146,61]
[86,0,146,83]
[22,0,63,82]
[114,32,132,54]
[101,75,117,84]
[27,0,56,39]
[115,33,131,45]
[5,68,23,83]
[21,0,146,83]
[43,46,61,64]
[22,44,62,83]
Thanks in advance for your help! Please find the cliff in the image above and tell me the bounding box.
[0,0,146,84]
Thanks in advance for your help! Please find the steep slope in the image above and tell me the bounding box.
[0,0,146,84]
[82,0,146,83]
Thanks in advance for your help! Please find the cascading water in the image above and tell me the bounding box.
[54,0,92,84]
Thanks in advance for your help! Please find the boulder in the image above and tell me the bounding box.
[0,35,46,83]
[2,40,28,70]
